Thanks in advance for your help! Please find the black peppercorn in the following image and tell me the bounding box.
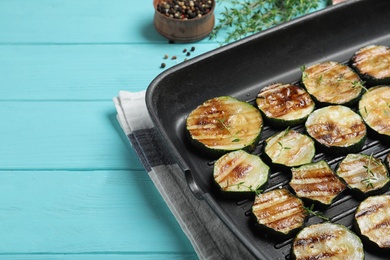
[157,0,213,20]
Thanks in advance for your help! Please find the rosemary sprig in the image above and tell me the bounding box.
[210,0,322,43]
[304,204,329,221]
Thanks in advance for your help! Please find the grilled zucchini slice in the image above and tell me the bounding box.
[213,150,269,196]
[335,153,390,199]
[186,96,263,157]
[355,194,390,251]
[301,61,364,106]
[386,153,390,171]
[252,188,308,237]
[256,83,315,127]
[263,128,315,169]
[292,222,364,260]
[358,85,390,143]
[350,45,390,86]
[305,105,366,155]
[289,160,346,206]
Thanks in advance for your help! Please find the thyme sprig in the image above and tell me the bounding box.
[304,204,329,221]
[216,118,241,142]
[210,0,322,43]
[277,127,291,151]
[226,181,263,195]
[361,153,379,189]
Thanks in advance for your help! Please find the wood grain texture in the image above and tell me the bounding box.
[0,170,195,253]
[0,44,220,100]
[0,101,141,170]
[0,0,329,258]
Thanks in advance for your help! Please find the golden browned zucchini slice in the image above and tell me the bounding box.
[263,128,315,169]
[358,85,390,143]
[289,160,346,206]
[292,222,364,260]
[350,45,390,86]
[186,96,263,157]
[301,61,364,106]
[305,105,366,155]
[336,153,390,199]
[256,83,315,127]
[213,150,269,196]
[252,188,308,237]
[355,194,390,251]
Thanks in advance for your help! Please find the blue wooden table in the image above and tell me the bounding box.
[0,1,329,259]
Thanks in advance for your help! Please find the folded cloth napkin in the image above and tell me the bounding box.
[113,90,255,260]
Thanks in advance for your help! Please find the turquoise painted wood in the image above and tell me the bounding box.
[0,0,329,259]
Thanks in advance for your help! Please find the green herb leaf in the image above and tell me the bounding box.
[304,204,329,221]
[210,0,322,43]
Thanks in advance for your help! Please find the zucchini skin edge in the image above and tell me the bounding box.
[353,195,390,254]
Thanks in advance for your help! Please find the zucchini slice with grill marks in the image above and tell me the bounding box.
[350,45,390,86]
[358,85,390,143]
[292,222,364,260]
[355,194,390,251]
[386,153,390,171]
[289,160,346,206]
[256,83,315,127]
[301,61,364,106]
[305,105,366,155]
[213,150,269,196]
[263,128,315,169]
[186,96,263,157]
[252,188,308,237]
[336,153,390,199]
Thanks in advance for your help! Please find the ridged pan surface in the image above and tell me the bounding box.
[146,0,390,259]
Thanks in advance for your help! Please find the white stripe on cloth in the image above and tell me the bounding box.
[113,91,255,260]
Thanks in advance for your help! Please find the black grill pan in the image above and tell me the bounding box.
[146,0,390,259]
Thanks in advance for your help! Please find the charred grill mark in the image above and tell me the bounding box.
[353,45,390,78]
[216,155,254,187]
[373,219,390,230]
[253,197,302,219]
[307,121,365,146]
[292,167,333,179]
[290,162,345,204]
[293,233,338,248]
[266,211,307,232]
[259,85,312,117]
[355,204,384,218]
[253,190,307,234]
[292,179,345,194]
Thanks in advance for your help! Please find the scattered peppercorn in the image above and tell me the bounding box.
[186,52,191,56]
[171,56,177,60]
[160,63,166,68]
[156,0,213,20]
[190,46,195,51]
[183,48,187,53]
[163,54,169,59]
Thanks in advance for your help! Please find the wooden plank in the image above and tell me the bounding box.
[0,0,227,44]
[0,101,143,170]
[0,44,220,100]
[0,0,328,45]
[0,0,158,44]
[1,255,198,260]
[0,170,195,254]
